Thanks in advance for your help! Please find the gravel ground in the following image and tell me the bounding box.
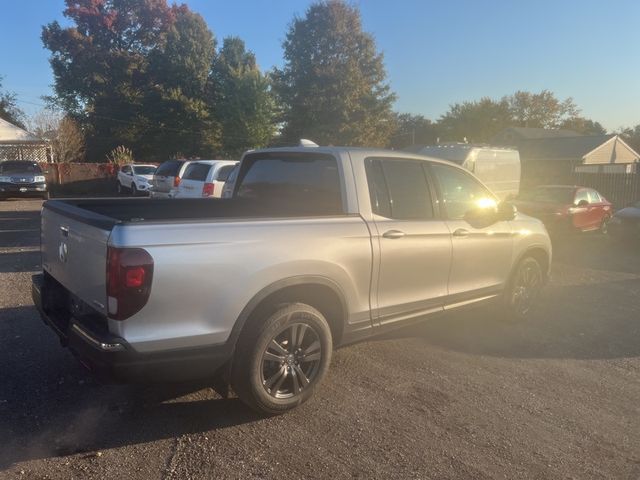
[0,198,639,479]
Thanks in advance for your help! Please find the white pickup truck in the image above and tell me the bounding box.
[32,146,551,414]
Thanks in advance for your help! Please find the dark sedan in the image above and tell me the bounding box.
[608,200,640,240]
[0,161,48,200]
[513,185,613,234]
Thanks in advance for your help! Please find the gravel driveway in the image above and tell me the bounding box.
[1,199,639,479]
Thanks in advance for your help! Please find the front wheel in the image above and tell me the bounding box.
[600,216,610,235]
[231,303,332,415]
[501,256,543,322]
[131,183,138,196]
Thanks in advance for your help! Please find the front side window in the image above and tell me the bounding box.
[431,163,495,220]
[183,163,211,182]
[587,189,602,203]
[366,158,434,220]
[236,152,342,214]
[574,189,589,205]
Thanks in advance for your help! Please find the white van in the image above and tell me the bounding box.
[410,144,521,200]
[174,160,238,198]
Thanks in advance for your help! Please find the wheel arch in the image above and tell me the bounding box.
[515,246,551,283]
[229,276,348,352]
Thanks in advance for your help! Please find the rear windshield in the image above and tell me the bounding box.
[0,161,42,174]
[132,166,156,175]
[183,163,212,181]
[216,164,236,181]
[236,152,343,214]
[155,160,183,177]
[519,187,574,204]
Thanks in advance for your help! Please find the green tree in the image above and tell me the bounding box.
[211,37,277,157]
[559,117,607,135]
[42,0,218,161]
[505,90,580,129]
[619,124,640,153]
[438,97,512,143]
[389,113,439,149]
[273,0,396,146]
[0,76,25,128]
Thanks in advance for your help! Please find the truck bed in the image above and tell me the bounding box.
[44,196,344,227]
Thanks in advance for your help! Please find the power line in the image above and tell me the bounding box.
[13,96,266,142]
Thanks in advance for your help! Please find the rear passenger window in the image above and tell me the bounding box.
[236,153,343,214]
[366,158,434,220]
[183,163,211,181]
[155,160,182,177]
[216,165,236,181]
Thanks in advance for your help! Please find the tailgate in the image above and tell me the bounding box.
[41,204,113,315]
[153,175,173,193]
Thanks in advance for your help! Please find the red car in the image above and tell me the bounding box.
[514,185,613,234]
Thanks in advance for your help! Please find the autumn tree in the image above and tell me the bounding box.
[273,0,396,146]
[211,37,277,157]
[42,0,219,161]
[505,90,580,129]
[0,76,25,128]
[559,117,607,135]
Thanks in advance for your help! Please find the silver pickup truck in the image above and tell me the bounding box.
[32,146,551,414]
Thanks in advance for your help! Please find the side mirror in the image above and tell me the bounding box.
[464,200,516,228]
[577,199,589,207]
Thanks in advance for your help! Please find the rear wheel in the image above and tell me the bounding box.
[231,303,332,415]
[501,256,543,322]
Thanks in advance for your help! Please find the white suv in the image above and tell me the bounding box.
[117,164,157,195]
[174,160,238,198]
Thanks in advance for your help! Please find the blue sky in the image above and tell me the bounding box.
[1,0,639,130]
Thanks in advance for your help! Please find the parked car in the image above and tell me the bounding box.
[149,159,192,198]
[513,185,612,234]
[0,160,48,200]
[407,144,521,200]
[174,160,238,198]
[608,199,640,240]
[32,146,551,414]
[221,164,239,199]
[117,164,157,195]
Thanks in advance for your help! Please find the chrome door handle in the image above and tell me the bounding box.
[382,229,406,239]
[453,228,469,237]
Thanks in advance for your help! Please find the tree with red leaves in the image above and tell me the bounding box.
[42,0,219,161]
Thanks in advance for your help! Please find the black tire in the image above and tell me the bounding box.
[600,216,610,235]
[231,303,332,415]
[117,182,124,195]
[500,256,544,322]
[131,183,137,196]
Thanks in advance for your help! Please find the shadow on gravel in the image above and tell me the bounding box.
[551,233,640,274]
[377,278,640,361]
[0,250,41,273]
[0,306,259,470]
[0,208,41,249]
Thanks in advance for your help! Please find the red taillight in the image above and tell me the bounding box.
[106,247,153,320]
[173,176,181,188]
[202,182,214,197]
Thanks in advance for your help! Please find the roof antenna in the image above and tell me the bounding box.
[299,139,319,147]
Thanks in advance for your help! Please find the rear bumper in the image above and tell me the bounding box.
[32,273,232,383]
